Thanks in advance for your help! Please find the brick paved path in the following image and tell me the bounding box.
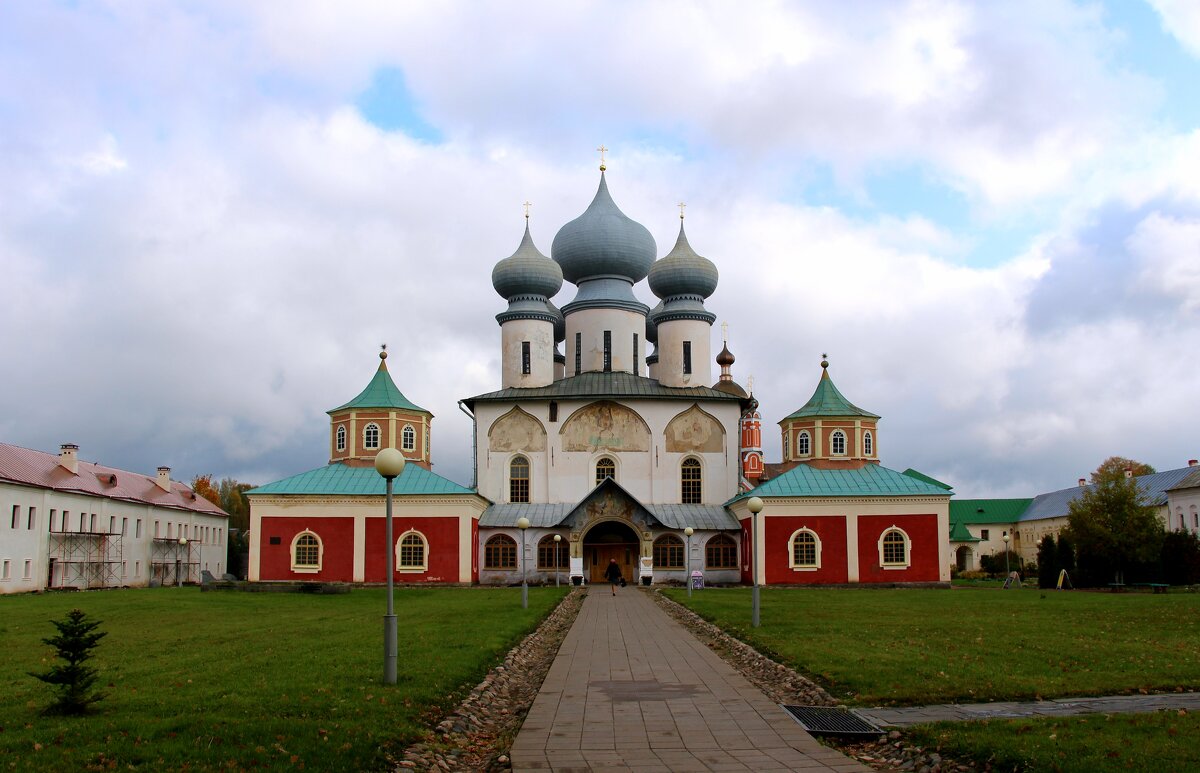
[511,588,867,772]
[858,692,1200,728]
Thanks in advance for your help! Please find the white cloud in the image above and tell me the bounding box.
[1148,0,1200,57]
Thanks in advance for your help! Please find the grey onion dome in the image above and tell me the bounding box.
[551,172,657,284]
[645,300,664,344]
[546,300,566,343]
[648,222,718,300]
[492,222,563,299]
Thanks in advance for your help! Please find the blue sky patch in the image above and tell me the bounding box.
[356,67,442,142]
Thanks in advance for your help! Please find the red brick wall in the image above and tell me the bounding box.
[857,514,940,583]
[258,517,355,582]
[763,515,849,584]
[363,516,460,583]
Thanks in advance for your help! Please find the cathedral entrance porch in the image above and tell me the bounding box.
[582,520,639,585]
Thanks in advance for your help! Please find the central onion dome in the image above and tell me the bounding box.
[648,222,718,300]
[492,222,563,300]
[551,172,657,284]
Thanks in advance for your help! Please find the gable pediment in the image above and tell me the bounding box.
[562,478,661,530]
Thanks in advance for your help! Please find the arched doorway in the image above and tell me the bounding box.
[582,520,640,584]
[955,545,973,572]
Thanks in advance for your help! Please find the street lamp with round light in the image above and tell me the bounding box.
[747,497,764,627]
[517,517,531,609]
[177,537,188,587]
[1003,532,1011,584]
[553,534,562,588]
[684,527,695,598]
[374,447,406,685]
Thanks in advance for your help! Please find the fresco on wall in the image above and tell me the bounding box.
[664,404,725,453]
[561,401,650,452]
[488,407,547,452]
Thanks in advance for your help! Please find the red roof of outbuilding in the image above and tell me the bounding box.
[0,443,227,517]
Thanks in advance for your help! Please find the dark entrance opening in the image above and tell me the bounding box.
[583,520,639,584]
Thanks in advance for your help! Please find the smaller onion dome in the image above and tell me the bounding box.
[648,222,718,300]
[546,300,566,343]
[645,300,664,344]
[716,343,735,367]
[492,222,563,300]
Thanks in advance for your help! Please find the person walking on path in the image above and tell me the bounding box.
[603,558,622,596]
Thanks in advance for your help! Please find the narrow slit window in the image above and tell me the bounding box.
[574,332,582,375]
[683,341,692,375]
[633,334,639,369]
[521,341,531,375]
[603,331,612,372]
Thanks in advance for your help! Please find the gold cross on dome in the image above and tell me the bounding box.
[747,374,755,393]
[597,144,608,170]
[523,200,531,219]
[678,201,686,220]
[721,320,729,343]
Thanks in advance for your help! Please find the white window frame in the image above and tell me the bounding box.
[797,430,811,457]
[363,423,381,450]
[396,529,428,572]
[290,530,323,574]
[788,528,822,571]
[401,424,416,452]
[680,457,703,505]
[595,455,617,486]
[830,430,847,456]
[863,430,873,456]
[336,425,347,452]
[879,526,911,570]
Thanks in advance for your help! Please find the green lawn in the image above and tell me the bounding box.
[907,711,1200,773]
[0,586,567,771]
[661,587,1200,706]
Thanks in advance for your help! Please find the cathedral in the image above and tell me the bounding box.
[247,165,950,586]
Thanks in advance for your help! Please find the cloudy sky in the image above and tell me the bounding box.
[2,0,1198,498]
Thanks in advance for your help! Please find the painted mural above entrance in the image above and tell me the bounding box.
[488,406,547,452]
[560,401,650,452]
[665,404,725,453]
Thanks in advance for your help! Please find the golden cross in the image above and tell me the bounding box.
[721,321,729,343]
[678,201,686,220]
[523,200,531,219]
[747,374,755,393]
[381,343,387,352]
[597,144,608,170]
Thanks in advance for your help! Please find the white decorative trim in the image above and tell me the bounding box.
[878,525,911,569]
[401,424,416,452]
[788,528,822,570]
[290,529,323,573]
[395,529,428,572]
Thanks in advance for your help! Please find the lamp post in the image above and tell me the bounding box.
[1003,532,1011,583]
[748,497,763,627]
[684,527,694,598]
[374,447,406,686]
[553,534,562,588]
[177,537,187,587]
[517,517,531,609]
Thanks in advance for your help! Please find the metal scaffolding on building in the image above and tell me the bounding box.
[150,537,197,586]
[47,529,124,589]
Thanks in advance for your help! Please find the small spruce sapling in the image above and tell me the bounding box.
[29,608,108,715]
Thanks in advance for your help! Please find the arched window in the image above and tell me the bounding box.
[397,530,427,571]
[681,458,702,504]
[783,433,790,458]
[484,534,518,569]
[879,527,910,568]
[401,425,416,452]
[509,456,530,503]
[291,531,322,573]
[863,431,873,456]
[336,425,346,452]
[595,457,616,486]
[797,431,811,456]
[537,535,568,570]
[705,534,737,569]
[653,534,684,569]
[363,423,381,450]
[830,430,846,455]
[790,529,820,570]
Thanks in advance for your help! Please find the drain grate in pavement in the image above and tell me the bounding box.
[781,705,882,738]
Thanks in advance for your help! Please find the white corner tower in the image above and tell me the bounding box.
[492,216,564,388]
[647,213,718,387]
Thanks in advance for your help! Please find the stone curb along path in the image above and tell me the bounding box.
[399,589,586,773]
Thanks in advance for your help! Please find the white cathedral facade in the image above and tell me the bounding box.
[247,167,950,587]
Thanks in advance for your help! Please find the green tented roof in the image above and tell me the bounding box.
[949,498,1032,525]
[949,520,980,542]
[902,469,954,491]
[246,462,475,497]
[783,367,879,421]
[728,463,952,503]
[328,362,429,415]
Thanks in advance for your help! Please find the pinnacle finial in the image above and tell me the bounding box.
[597,144,608,171]
[721,320,729,344]
[820,353,829,369]
[747,374,755,393]
[523,200,531,220]
[678,201,686,220]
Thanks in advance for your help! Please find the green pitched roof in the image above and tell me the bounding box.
[949,520,980,542]
[329,361,428,415]
[728,463,951,503]
[783,366,879,421]
[246,462,475,497]
[463,371,744,409]
[949,498,1032,525]
[902,469,954,491]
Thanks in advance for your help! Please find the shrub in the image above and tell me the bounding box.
[1037,536,1058,588]
[979,551,1022,577]
[1162,530,1200,586]
[28,608,107,715]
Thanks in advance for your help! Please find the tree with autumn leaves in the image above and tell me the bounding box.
[190,474,252,532]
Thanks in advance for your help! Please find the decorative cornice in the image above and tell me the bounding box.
[561,297,650,316]
[654,308,717,325]
[495,309,557,325]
